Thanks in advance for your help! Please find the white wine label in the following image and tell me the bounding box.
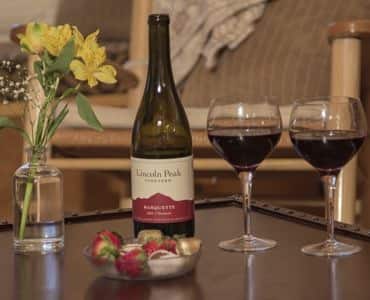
[131,156,194,223]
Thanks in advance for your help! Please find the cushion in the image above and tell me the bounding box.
[56,0,132,41]
[180,0,370,107]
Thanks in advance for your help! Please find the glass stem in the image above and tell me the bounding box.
[322,174,338,243]
[239,171,254,240]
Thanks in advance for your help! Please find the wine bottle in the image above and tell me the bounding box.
[131,14,194,237]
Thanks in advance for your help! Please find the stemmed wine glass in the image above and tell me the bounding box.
[207,97,282,252]
[289,96,367,256]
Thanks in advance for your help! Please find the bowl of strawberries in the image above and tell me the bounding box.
[84,229,201,280]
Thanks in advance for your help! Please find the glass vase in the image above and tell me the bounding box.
[13,147,64,254]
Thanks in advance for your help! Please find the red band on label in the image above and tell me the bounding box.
[133,193,193,223]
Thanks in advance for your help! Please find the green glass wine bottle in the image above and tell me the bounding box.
[131,14,194,237]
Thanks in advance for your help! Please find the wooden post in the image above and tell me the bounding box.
[330,38,361,223]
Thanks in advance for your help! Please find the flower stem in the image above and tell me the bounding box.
[18,155,38,240]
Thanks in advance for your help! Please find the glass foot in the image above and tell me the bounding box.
[218,235,277,252]
[302,239,361,257]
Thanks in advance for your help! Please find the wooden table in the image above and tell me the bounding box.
[3,197,370,299]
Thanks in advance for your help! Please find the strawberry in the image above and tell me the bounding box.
[142,240,161,256]
[115,248,148,278]
[160,238,177,254]
[91,230,122,263]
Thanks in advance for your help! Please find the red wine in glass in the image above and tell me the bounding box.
[208,127,281,172]
[207,98,282,252]
[289,96,367,257]
[290,130,365,175]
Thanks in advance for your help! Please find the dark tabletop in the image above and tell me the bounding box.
[3,199,370,300]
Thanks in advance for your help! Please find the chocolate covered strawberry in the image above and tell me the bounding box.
[91,230,122,263]
[160,238,177,254]
[115,248,148,278]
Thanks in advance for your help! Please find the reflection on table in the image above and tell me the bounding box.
[85,272,203,300]
[14,253,63,300]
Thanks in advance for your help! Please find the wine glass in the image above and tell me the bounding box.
[207,96,282,252]
[289,96,367,256]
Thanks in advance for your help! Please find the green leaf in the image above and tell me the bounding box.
[0,117,31,144]
[47,38,75,74]
[59,86,78,100]
[46,104,69,141]
[76,93,103,132]
[42,51,54,67]
[19,42,31,53]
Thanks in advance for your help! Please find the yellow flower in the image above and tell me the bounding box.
[42,24,73,56]
[70,55,117,88]
[70,30,117,87]
[17,22,48,54]
[76,30,100,59]
[72,26,84,55]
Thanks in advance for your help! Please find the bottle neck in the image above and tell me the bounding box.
[147,21,175,89]
[26,147,47,165]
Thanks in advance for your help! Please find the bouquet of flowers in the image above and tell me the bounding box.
[0,22,117,240]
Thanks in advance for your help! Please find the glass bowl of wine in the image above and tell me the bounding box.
[289,96,367,256]
[207,96,282,252]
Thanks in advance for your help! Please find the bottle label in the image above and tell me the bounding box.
[131,156,194,223]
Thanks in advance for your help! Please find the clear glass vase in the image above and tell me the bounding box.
[13,147,64,254]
